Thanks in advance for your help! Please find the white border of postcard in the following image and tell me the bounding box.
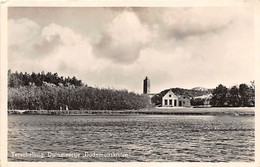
[1,0,260,167]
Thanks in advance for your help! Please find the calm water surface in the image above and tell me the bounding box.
[8,114,254,162]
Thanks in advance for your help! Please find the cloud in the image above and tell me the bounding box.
[41,23,82,45]
[33,35,62,56]
[8,19,86,72]
[8,19,60,60]
[92,10,152,64]
[8,7,254,93]
[134,8,251,40]
[161,8,233,39]
[8,18,41,46]
[93,33,144,63]
[8,19,84,62]
[8,18,114,86]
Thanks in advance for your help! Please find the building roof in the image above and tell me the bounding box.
[162,89,190,98]
[162,90,177,98]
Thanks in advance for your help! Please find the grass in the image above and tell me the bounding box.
[8,107,254,116]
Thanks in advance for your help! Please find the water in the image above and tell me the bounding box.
[8,114,255,162]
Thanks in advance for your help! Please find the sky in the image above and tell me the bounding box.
[8,7,255,93]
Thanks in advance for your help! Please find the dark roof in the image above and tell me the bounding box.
[161,89,180,96]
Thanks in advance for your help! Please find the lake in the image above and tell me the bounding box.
[8,114,255,162]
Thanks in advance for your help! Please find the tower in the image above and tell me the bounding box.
[143,77,150,94]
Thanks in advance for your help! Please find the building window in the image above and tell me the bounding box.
[179,101,182,106]
[169,99,172,105]
[165,99,168,105]
[169,94,171,97]
[174,100,177,106]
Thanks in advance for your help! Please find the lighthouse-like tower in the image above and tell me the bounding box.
[143,77,150,94]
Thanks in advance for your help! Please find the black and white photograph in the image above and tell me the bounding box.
[0,1,259,165]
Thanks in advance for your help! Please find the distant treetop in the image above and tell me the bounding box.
[8,70,84,88]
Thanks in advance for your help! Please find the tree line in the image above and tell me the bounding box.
[8,70,83,88]
[8,70,149,110]
[210,82,255,107]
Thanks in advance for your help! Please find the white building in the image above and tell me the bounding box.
[162,90,191,107]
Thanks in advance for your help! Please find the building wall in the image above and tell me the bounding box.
[179,96,191,107]
[162,91,178,107]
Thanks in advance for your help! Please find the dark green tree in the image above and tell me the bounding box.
[211,84,228,107]
[227,86,240,107]
[239,83,254,107]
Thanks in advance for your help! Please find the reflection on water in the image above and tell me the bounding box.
[8,114,254,162]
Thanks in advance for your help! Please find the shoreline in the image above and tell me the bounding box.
[8,107,255,116]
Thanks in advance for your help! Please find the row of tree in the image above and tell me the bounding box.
[8,70,83,88]
[7,70,255,109]
[8,71,150,110]
[210,83,255,107]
